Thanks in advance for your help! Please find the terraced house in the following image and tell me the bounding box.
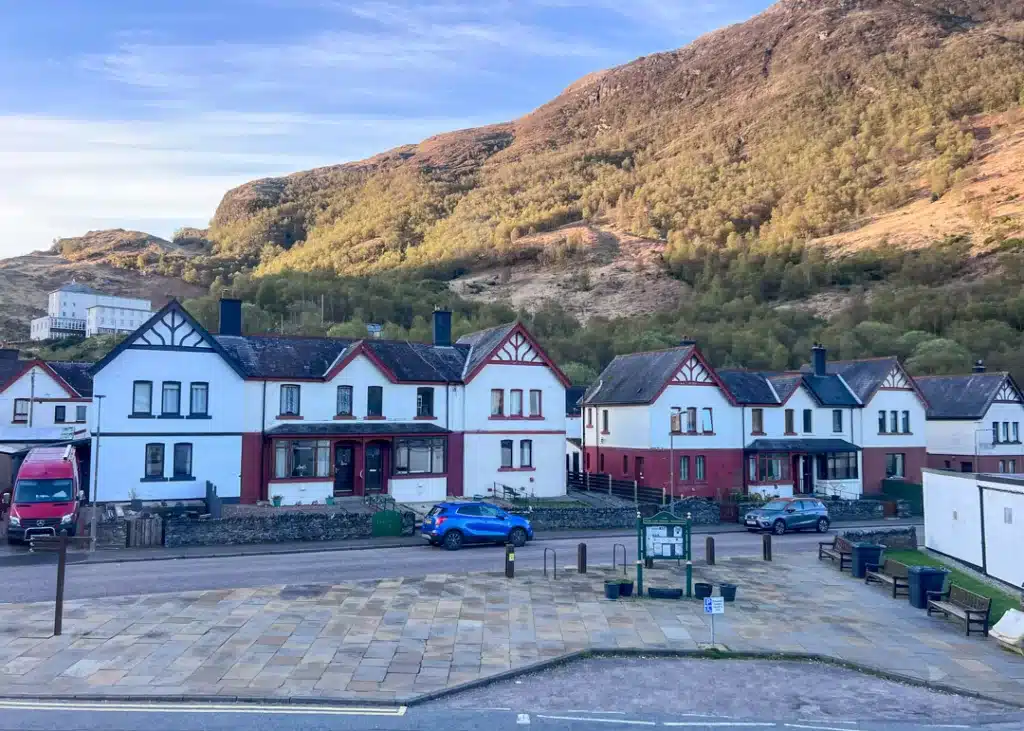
[89,299,568,505]
[581,343,928,499]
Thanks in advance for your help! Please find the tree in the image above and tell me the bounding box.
[905,338,972,375]
[561,362,599,386]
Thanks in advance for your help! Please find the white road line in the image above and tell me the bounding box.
[517,713,531,725]
[663,724,775,728]
[784,724,861,731]
[535,714,657,725]
[566,710,628,714]
[0,700,406,716]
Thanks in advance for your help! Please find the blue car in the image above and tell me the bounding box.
[421,501,533,551]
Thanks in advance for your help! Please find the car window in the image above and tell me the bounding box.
[427,505,444,517]
[456,505,480,516]
[795,500,809,511]
[478,505,503,517]
[763,500,789,510]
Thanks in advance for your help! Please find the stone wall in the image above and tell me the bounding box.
[511,507,637,531]
[734,498,886,523]
[841,526,918,550]
[165,509,415,548]
[659,499,720,525]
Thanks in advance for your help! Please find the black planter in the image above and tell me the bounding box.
[647,587,683,600]
[719,583,737,602]
[604,581,621,600]
[694,582,713,599]
[618,580,634,598]
[130,499,143,512]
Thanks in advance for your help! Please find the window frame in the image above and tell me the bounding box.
[336,385,353,417]
[832,409,842,433]
[586,408,593,427]
[751,408,764,435]
[172,443,193,480]
[273,439,331,479]
[75,404,87,423]
[701,407,713,433]
[1003,421,1010,443]
[132,380,153,417]
[1014,422,1020,443]
[748,452,791,483]
[394,437,446,475]
[885,452,905,479]
[161,381,182,417]
[601,409,610,433]
[679,456,690,482]
[144,443,165,480]
[500,439,513,469]
[189,382,209,417]
[901,410,910,434]
[993,420,1000,444]
[784,409,795,434]
[416,387,434,418]
[367,386,383,418]
[818,452,859,481]
[879,410,887,434]
[54,405,66,424]
[491,389,504,417]
[509,389,523,417]
[685,407,697,434]
[695,455,706,482]
[529,389,542,417]
[520,439,533,469]
[623,454,629,475]
[279,384,301,417]
[802,409,812,433]
[889,410,898,434]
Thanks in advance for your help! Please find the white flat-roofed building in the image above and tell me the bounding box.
[30,282,151,341]
[86,305,152,336]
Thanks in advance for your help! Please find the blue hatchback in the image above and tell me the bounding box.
[421,501,533,551]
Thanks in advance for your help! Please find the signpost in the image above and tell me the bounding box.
[704,596,725,645]
[636,510,691,596]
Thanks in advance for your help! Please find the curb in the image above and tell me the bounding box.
[0,646,1018,711]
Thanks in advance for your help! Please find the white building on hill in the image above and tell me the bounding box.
[30,282,151,341]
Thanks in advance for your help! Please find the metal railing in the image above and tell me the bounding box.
[567,471,666,505]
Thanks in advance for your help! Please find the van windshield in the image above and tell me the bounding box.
[14,479,74,503]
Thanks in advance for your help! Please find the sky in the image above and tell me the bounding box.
[0,0,772,258]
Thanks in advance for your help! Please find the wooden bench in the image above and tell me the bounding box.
[864,559,909,598]
[927,584,992,637]
[818,536,854,572]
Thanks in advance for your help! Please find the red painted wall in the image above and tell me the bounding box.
[926,453,1024,473]
[861,447,927,494]
[584,446,744,499]
[240,433,265,504]
[448,433,464,497]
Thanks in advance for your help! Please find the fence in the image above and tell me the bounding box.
[126,517,163,548]
[567,472,667,505]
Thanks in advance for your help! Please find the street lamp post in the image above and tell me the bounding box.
[670,408,681,509]
[89,395,105,553]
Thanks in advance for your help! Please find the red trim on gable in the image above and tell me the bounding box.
[0,361,78,398]
[464,323,571,388]
[649,347,737,407]
[323,342,399,383]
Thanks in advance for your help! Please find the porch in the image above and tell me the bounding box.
[745,439,862,499]
[264,423,452,505]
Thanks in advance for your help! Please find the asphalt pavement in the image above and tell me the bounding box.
[0,523,921,604]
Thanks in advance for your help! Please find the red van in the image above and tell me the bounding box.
[2,446,83,545]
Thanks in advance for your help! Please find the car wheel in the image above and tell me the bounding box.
[772,520,787,536]
[508,527,528,548]
[443,530,464,551]
[816,518,830,533]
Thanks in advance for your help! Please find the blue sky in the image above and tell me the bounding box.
[0,0,771,257]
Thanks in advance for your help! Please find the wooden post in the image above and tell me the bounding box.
[54,535,68,636]
[706,536,715,565]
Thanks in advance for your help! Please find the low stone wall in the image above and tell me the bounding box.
[510,507,636,531]
[841,526,918,550]
[734,497,887,523]
[165,510,415,547]
[659,498,720,525]
[94,517,127,549]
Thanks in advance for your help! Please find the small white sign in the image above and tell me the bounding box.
[704,597,725,615]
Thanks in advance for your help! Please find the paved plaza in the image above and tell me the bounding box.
[1,551,1022,705]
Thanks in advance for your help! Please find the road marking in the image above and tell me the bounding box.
[0,700,406,716]
[663,724,774,728]
[566,710,627,714]
[784,724,861,731]
[517,713,531,725]
[536,714,657,725]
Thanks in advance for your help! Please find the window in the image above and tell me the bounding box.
[144,443,164,479]
[901,411,910,434]
[416,387,434,418]
[273,440,331,478]
[785,409,795,434]
[885,453,905,478]
[832,410,843,433]
[529,390,542,417]
[367,386,383,417]
[395,437,446,474]
[679,456,690,481]
[280,385,300,416]
[190,383,209,416]
[999,460,1006,473]
[1010,459,1018,473]
[510,389,523,417]
[491,389,504,416]
[161,382,181,416]
[701,407,713,433]
[586,408,593,427]
[695,455,706,481]
[501,440,513,468]
[993,421,1000,444]
[749,453,790,482]
[751,408,764,434]
[132,381,152,416]
[333,385,353,416]
[890,411,898,434]
[818,452,859,480]
[623,455,629,474]
[1014,423,1020,443]
[1003,422,1010,443]
[803,409,812,433]
[879,410,887,434]
[685,407,697,434]
[520,440,533,468]
[602,409,610,433]
[173,443,193,479]
[54,405,66,423]
[76,405,87,422]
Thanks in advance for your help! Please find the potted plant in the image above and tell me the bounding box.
[604,580,622,600]
[618,578,634,597]
[326,496,335,506]
[272,495,283,507]
[694,582,713,599]
[719,583,738,602]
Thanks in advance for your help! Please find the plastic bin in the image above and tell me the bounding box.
[908,566,949,609]
[851,543,885,579]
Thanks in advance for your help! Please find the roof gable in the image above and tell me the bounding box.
[44,362,93,397]
[584,346,732,406]
[825,357,926,407]
[0,361,78,398]
[460,322,570,387]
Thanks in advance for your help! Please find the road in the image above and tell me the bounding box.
[1,524,915,603]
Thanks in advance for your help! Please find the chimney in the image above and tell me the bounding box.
[679,336,697,347]
[0,348,18,361]
[812,343,827,377]
[433,308,452,347]
[219,298,242,336]
[973,359,986,374]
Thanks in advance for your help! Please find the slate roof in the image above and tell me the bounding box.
[456,323,516,378]
[717,371,778,405]
[801,374,860,407]
[767,374,802,402]
[821,358,900,403]
[565,386,587,416]
[363,340,469,382]
[915,373,1013,420]
[0,353,25,392]
[747,438,861,453]
[214,335,355,379]
[47,361,94,397]
[583,347,695,406]
[266,422,449,437]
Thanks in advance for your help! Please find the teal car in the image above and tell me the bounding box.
[744,497,830,535]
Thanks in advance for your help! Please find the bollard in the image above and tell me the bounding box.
[762,533,772,561]
[644,556,654,569]
[54,535,68,636]
[705,536,715,566]
[685,560,693,598]
[505,543,515,578]
[577,543,587,574]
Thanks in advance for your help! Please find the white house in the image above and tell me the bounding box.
[922,468,1024,589]
[88,299,569,505]
[31,282,151,341]
[565,385,586,475]
[0,348,92,442]
[915,362,1024,474]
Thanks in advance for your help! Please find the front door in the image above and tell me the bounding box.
[334,445,354,495]
[365,445,384,493]
[572,452,580,474]
[802,456,814,495]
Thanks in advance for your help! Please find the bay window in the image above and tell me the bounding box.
[274,440,331,478]
[749,453,790,482]
[818,452,859,481]
[395,437,445,475]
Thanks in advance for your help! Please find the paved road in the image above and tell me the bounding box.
[0,524,917,604]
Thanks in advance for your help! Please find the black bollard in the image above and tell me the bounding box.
[705,536,715,566]
[505,543,515,578]
[762,533,772,561]
[577,543,587,574]
[644,556,654,569]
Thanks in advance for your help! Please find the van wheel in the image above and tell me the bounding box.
[443,530,464,551]
[772,520,787,536]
